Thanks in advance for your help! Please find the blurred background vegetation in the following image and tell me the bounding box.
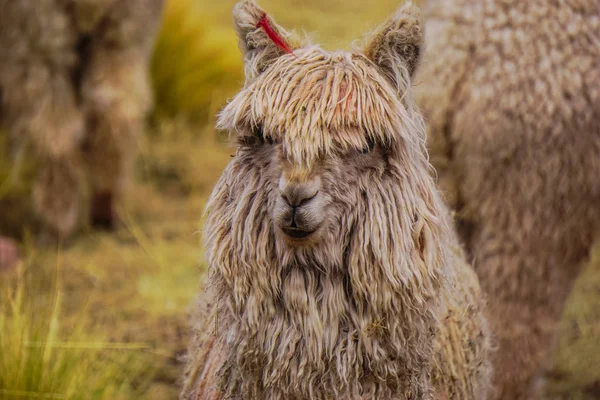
[0,0,598,399]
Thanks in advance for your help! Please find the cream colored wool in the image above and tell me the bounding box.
[414,0,600,398]
[0,0,164,237]
[182,1,491,399]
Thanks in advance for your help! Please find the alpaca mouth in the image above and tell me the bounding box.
[281,227,316,240]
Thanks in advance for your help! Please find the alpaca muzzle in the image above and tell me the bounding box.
[275,176,324,242]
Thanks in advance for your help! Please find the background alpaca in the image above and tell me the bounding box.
[414,0,600,398]
[0,0,164,242]
[182,1,491,399]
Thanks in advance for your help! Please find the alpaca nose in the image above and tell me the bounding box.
[278,174,321,209]
[276,175,324,241]
[280,185,318,208]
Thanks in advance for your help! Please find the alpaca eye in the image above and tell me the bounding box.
[238,127,273,147]
[253,127,275,145]
[238,134,261,147]
[360,137,376,154]
[254,127,266,143]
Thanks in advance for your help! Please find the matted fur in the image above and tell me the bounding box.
[182,1,491,399]
[0,0,164,237]
[414,0,600,398]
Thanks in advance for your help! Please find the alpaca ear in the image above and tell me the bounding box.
[232,0,299,80]
[363,2,423,88]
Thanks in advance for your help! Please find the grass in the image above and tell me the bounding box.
[548,245,600,399]
[0,262,154,400]
[1,0,599,399]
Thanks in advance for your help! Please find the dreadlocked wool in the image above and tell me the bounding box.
[414,0,600,398]
[0,0,164,237]
[181,1,491,399]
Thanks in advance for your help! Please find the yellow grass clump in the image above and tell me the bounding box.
[0,262,154,400]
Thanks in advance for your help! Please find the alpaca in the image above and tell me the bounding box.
[414,0,600,398]
[181,2,491,399]
[0,0,164,242]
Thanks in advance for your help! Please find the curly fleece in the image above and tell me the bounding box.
[414,0,600,398]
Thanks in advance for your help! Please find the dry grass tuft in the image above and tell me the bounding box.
[0,261,154,400]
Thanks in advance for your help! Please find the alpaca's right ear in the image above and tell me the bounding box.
[233,0,299,80]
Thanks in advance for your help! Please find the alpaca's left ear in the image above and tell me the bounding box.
[233,0,300,80]
[364,2,423,89]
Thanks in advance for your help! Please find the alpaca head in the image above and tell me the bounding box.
[214,1,436,268]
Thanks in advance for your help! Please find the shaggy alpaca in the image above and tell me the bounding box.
[0,0,164,239]
[182,2,491,399]
[414,0,600,398]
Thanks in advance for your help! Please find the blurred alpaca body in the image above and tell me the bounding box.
[0,237,19,272]
[415,0,600,398]
[0,0,163,238]
[182,2,491,399]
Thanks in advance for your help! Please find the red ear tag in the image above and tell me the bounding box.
[256,15,297,57]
